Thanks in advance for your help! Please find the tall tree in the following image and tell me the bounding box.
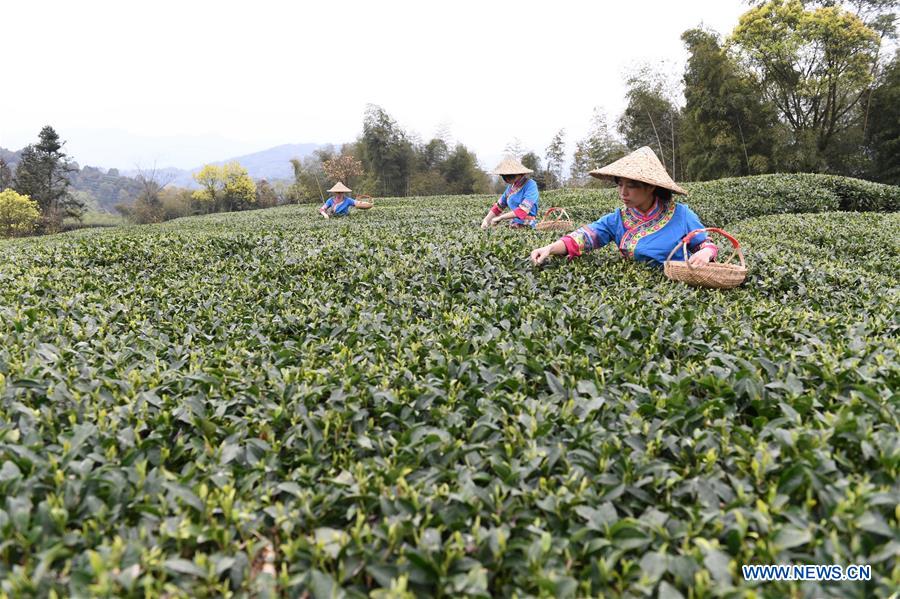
[570,109,628,185]
[255,179,278,208]
[544,129,566,189]
[417,138,450,171]
[192,162,256,212]
[503,138,526,159]
[618,69,682,178]
[360,105,414,196]
[865,50,900,183]
[440,144,487,194]
[13,126,82,227]
[679,27,780,179]
[520,152,546,190]
[730,0,880,171]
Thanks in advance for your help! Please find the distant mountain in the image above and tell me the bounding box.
[122,143,327,188]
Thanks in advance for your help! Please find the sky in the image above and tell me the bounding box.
[1,0,751,172]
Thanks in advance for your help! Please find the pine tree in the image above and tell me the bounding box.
[13,126,82,228]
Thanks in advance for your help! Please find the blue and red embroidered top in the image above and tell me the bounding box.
[491,177,540,227]
[561,200,718,264]
[319,196,357,216]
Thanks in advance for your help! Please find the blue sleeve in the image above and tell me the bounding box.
[348,197,358,206]
[565,210,619,254]
[518,180,539,214]
[322,198,333,209]
[497,188,509,209]
[681,205,708,249]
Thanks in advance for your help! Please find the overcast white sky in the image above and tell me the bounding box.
[1,0,751,171]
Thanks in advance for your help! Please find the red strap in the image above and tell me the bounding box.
[682,227,740,249]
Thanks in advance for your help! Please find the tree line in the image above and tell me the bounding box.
[1,0,897,235]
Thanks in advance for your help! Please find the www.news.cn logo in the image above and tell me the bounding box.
[742,564,872,582]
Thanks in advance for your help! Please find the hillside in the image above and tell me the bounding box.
[1,142,328,211]
[1,147,142,213]
[1,174,898,596]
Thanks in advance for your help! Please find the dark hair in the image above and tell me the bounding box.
[612,176,672,203]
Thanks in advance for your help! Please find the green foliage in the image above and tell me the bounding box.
[544,129,567,189]
[255,179,278,209]
[12,126,83,228]
[0,174,897,597]
[0,189,41,237]
[618,69,682,178]
[865,50,900,184]
[440,145,488,195]
[69,165,142,212]
[520,152,545,190]
[0,158,12,191]
[680,27,780,180]
[360,105,415,196]
[570,110,627,186]
[730,0,880,170]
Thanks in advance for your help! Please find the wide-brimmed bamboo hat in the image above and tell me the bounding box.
[327,182,352,193]
[589,146,687,195]
[491,157,534,176]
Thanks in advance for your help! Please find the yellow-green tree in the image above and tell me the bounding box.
[730,0,880,169]
[192,162,257,213]
[0,189,41,237]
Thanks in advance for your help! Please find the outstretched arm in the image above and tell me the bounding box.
[530,239,567,265]
[491,210,521,223]
[481,206,501,229]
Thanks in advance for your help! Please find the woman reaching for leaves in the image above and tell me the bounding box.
[481,157,540,229]
[530,147,718,267]
[319,182,373,218]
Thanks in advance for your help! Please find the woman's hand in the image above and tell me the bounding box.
[481,216,494,229]
[530,245,553,266]
[688,247,714,265]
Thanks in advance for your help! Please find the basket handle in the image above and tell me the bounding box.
[682,227,740,248]
[665,227,746,269]
[356,194,373,201]
[542,207,570,221]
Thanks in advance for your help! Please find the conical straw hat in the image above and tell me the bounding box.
[589,146,687,195]
[327,182,352,193]
[491,157,534,176]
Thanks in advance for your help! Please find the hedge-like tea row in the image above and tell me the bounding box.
[0,181,898,597]
[543,173,900,227]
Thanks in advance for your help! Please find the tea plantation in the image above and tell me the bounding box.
[0,174,898,598]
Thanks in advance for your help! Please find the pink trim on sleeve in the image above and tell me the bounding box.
[562,235,581,259]
[513,208,528,220]
[491,204,502,215]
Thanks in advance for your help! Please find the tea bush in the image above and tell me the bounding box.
[0,178,897,598]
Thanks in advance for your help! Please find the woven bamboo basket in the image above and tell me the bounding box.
[536,207,575,232]
[664,227,747,289]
